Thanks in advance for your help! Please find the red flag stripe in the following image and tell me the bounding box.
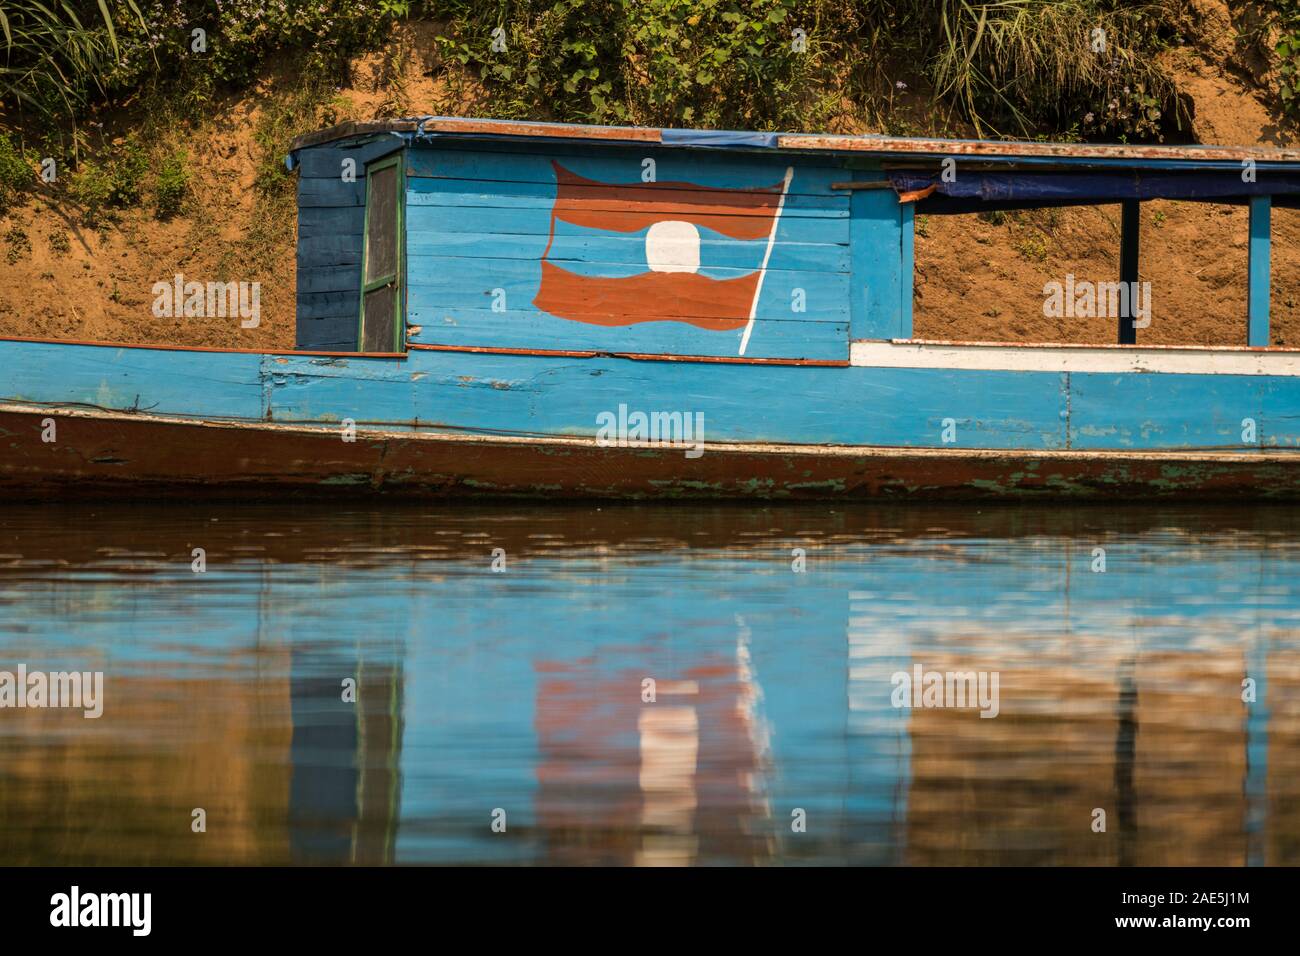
[550,162,786,240]
[533,261,757,331]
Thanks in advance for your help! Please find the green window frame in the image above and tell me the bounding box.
[357,154,405,352]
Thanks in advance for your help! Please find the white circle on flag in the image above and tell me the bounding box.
[645,220,701,274]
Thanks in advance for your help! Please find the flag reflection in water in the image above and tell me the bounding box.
[535,624,771,865]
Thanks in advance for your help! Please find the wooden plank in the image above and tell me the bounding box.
[298,265,365,294]
[404,175,846,214]
[298,290,361,320]
[1068,372,1283,449]
[295,314,358,352]
[406,232,849,273]
[406,267,848,326]
[297,177,366,207]
[1249,195,1271,348]
[405,204,848,245]
[852,340,1300,375]
[6,402,1300,499]
[263,348,1068,449]
[405,147,846,194]
[407,309,848,361]
[0,342,265,419]
[849,170,906,340]
[296,206,364,238]
[298,234,364,262]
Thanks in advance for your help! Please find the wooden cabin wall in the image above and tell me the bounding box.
[293,137,404,351]
[402,143,863,362]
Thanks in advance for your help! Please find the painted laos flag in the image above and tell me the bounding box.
[533,162,793,340]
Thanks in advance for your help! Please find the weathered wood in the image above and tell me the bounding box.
[2,403,1298,500]
[291,116,1300,164]
[849,167,907,340]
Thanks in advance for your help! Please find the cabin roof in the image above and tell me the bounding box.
[288,115,1300,171]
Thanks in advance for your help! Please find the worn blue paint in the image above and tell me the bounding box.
[1249,195,1271,348]
[848,170,908,341]
[402,144,846,193]
[395,146,851,361]
[6,339,1300,453]
[1069,372,1300,450]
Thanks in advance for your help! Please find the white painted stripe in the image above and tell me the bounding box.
[850,340,1300,376]
[738,166,794,357]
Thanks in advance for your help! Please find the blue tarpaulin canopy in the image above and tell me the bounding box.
[887,170,1300,213]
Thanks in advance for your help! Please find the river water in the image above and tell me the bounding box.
[0,502,1295,865]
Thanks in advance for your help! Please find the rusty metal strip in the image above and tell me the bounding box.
[780,134,1300,163]
[0,334,405,359]
[290,117,1300,163]
[417,118,662,143]
[408,343,848,367]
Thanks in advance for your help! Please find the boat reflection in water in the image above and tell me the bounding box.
[0,503,1296,866]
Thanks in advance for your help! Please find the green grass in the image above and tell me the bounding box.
[154,149,190,218]
[0,134,31,213]
[3,225,31,264]
[0,0,146,125]
[67,134,148,226]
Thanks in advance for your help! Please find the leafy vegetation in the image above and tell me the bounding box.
[153,148,189,218]
[3,224,30,264]
[423,0,854,129]
[0,134,31,212]
[1276,1,1300,117]
[864,1,1196,140]
[2,0,1299,239]
[67,133,148,225]
[0,1,1230,150]
[0,0,146,125]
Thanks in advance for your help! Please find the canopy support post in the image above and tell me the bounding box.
[1119,200,1139,345]
[1248,195,1271,348]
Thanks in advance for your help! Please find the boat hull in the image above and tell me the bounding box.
[3,404,1298,500]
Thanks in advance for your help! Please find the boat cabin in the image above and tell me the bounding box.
[285,117,1300,359]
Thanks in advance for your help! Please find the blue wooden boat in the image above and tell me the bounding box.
[1,116,1299,498]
